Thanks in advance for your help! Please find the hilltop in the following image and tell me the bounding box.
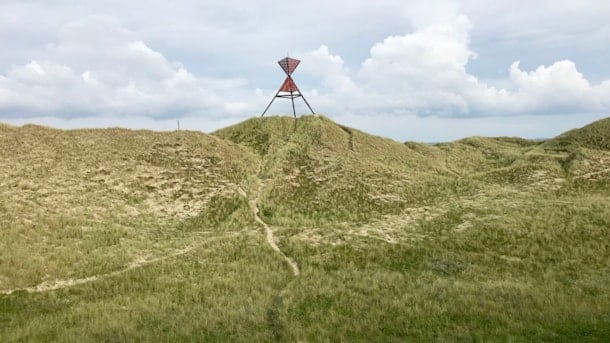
[544,117,610,151]
[1,115,609,341]
[214,115,449,225]
[0,123,258,223]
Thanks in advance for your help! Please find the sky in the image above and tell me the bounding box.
[1,0,609,142]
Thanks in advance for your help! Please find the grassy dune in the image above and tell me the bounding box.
[1,116,609,341]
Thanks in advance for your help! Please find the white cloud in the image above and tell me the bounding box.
[508,60,597,113]
[358,14,477,115]
[2,12,609,122]
[0,15,259,119]
[301,45,358,94]
[1,2,610,142]
[300,14,610,118]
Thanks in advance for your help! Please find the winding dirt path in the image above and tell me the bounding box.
[574,167,610,179]
[0,231,243,296]
[1,247,194,295]
[239,184,300,277]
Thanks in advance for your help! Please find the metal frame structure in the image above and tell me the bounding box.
[261,57,315,118]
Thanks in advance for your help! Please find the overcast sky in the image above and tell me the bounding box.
[1,0,609,141]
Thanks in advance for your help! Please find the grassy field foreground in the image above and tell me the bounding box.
[1,116,609,341]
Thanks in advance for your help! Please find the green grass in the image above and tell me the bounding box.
[544,117,610,151]
[274,189,609,341]
[1,115,609,341]
[1,232,292,342]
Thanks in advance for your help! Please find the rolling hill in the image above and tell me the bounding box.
[0,115,608,341]
[544,117,610,151]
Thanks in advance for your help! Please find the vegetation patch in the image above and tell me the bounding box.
[1,115,608,341]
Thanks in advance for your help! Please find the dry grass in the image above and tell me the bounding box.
[1,116,609,341]
[0,124,258,290]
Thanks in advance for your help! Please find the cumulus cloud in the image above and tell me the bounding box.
[301,14,610,118]
[2,10,610,123]
[300,46,359,94]
[507,60,610,113]
[0,15,257,119]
